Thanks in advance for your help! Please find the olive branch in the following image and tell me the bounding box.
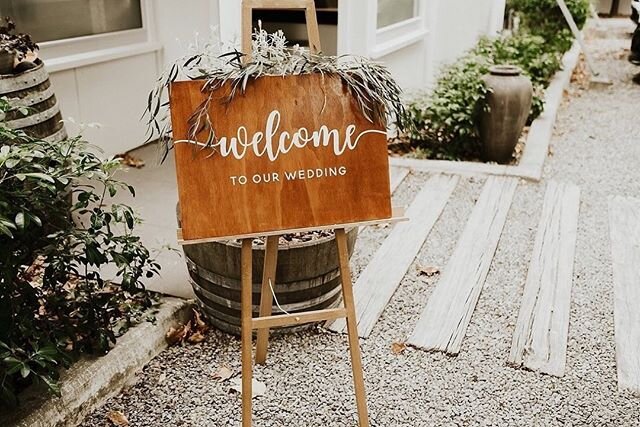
[144,28,404,161]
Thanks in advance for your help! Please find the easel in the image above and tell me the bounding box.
[237,2,372,426]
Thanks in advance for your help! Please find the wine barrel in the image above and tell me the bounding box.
[182,228,358,336]
[0,59,66,142]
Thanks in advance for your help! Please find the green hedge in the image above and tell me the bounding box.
[509,0,591,52]
[399,0,590,160]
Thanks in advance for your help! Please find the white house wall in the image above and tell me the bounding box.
[428,0,500,81]
[377,41,429,91]
[154,0,219,68]
[43,1,218,156]
[338,0,505,92]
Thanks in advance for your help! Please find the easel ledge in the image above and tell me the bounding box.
[177,206,407,245]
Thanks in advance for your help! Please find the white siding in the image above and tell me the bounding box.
[429,0,498,77]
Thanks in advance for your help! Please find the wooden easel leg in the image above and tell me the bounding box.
[255,235,279,365]
[335,228,370,427]
[240,238,253,427]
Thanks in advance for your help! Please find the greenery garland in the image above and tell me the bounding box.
[145,29,405,160]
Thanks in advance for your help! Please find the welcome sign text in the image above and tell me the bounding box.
[175,109,386,161]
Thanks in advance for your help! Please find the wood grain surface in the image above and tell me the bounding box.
[408,176,518,354]
[509,181,580,377]
[329,174,459,337]
[609,195,640,392]
[170,74,392,241]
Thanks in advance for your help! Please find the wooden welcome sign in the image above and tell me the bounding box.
[170,74,392,242]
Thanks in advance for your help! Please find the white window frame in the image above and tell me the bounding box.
[368,0,428,59]
[337,0,428,59]
[36,0,161,73]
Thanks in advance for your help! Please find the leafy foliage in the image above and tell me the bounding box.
[145,29,405,160]
[399,53,491,160]
[508,0,591,52]
[399,0,590,160]
[0,17,38,59]
[0,99,159,407]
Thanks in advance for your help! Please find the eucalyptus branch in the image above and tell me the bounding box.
[145,28,405,161]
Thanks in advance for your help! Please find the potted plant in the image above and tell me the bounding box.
[0,17,38,75]
[146,29,404,334]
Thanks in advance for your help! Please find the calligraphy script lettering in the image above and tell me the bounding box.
[175,110,386,161]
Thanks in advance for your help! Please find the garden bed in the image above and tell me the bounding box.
[0,298,192,427]
[390,40,581,181]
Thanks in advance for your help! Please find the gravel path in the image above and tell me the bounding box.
[82,20,640,427]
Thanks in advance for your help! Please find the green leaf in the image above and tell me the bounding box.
[0,222,14,238]
[124,210,134,229]
[20,364,30,378]
[37,346,59,357]
[16,172,56,183]
[15,212,25,230]
[27,213,42,227]
[3,356,21,365]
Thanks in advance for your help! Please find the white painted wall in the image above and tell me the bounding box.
[428,0,500,79]
[377,41,429,90]
[153,0,219,68]
[338,0,505,91]
[43,1,219,157]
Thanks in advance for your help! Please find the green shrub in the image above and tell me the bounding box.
[400,53,491,160]
[399,0,589,160]
[400,33,562,159]
[0,98,159,407]
[509,0,591,52]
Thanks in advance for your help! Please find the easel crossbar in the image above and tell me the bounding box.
[252,308,347,330]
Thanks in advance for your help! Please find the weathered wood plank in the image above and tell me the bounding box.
[408,176,518,354]
[609,195,640,392]
[329,174,459,337]
[508,181,580,377]
[389,166,410,194]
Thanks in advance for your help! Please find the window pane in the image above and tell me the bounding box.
[0,0,143,43]
[377,0,416,29]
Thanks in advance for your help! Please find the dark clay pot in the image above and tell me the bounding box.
[479,65,533,164]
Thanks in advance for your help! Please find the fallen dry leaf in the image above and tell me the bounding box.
[192,309,209,333]
[417,265,440,277]
[166,309,209,346]
[115,153,145,169]
[165,323,191,346]
[187,331,206,344]
[391,342,407,355]
[212,365,233,381]
[106,410,129,426]
[229,378,266,398]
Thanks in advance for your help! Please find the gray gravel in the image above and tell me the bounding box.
[81,20,640,427]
